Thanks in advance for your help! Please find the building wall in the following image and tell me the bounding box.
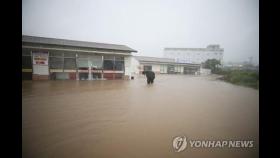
[160,65,168,73]
[124,56,133,79]
[131,57,140,76]
[152,65,161,74]
[137,64,163,74]
[136,63,199,75]
[22,47,130,80]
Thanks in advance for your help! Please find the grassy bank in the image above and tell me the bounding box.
[215,69,259,89]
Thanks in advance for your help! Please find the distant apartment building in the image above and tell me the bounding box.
[163,45,224,64]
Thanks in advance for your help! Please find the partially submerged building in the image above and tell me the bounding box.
[22,35,137,80]
[132,56,201,75]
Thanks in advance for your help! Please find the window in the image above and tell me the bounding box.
[115,60,124,70]
[49,57,63,69]
[89,55,102,69]
[103,60,114,70]
[175,66,180,72]
[103,55,114,70]
[22,48,32,69]
[167,65,175,74]
[77,58,88,68]
[22,48,31,56]
[77,52,88,68]
[160,65,164,73]
[64,58,76,69]
[115,56,124,71]
[22,56,32,69]
[144,65,152,71]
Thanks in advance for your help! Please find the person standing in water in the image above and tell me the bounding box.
[142,70,155,84]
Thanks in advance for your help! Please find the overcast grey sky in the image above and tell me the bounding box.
[22,0,259,64]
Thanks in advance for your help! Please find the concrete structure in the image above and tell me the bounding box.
[163,45,224,64]
[200,68,212,75]
[132,56,201,75]
[22,35,137,80]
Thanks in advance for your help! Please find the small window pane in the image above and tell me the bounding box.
[144,65,152,71]
[22,56,32,69]
[103,60,114,70]
[89,55,103,69]
[115,60,124,70]
[50,57,63,69]
[77,58,89,68]
[64,58,76,69]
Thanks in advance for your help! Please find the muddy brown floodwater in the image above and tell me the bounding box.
[22,74,259,158]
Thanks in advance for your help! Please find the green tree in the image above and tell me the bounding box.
[203,59,221,73]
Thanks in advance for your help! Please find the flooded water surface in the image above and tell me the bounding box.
[22,75,259,158]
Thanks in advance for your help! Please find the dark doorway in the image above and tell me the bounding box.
[22,72,32,80]
[167,65,175,74]
[144,65,152,71]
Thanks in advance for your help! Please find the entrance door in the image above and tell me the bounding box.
[77,57,89,80]
[167,65,175,74]
[89,55,103,80]
[77,55,103,80]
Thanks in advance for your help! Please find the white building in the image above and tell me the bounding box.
[163,45,224,64]
[131,56,201,75]
[22,35,137,80]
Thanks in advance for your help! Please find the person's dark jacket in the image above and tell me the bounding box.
[144,71,155,79]
[142,71,155,84]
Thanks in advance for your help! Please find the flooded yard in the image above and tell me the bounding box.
[22,74,259,158]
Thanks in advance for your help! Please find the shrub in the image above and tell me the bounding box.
[215,69,259,89]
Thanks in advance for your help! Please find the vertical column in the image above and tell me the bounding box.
[62,52,64,72]
[76,52,79,80]
[48,51,50,78]
[30,50,33,75]
[101,55,104,79]
[124,56,132,80]
[88,58,92,80]
[113,56,115,80]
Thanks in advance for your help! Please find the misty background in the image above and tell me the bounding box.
[22,0,259,65]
